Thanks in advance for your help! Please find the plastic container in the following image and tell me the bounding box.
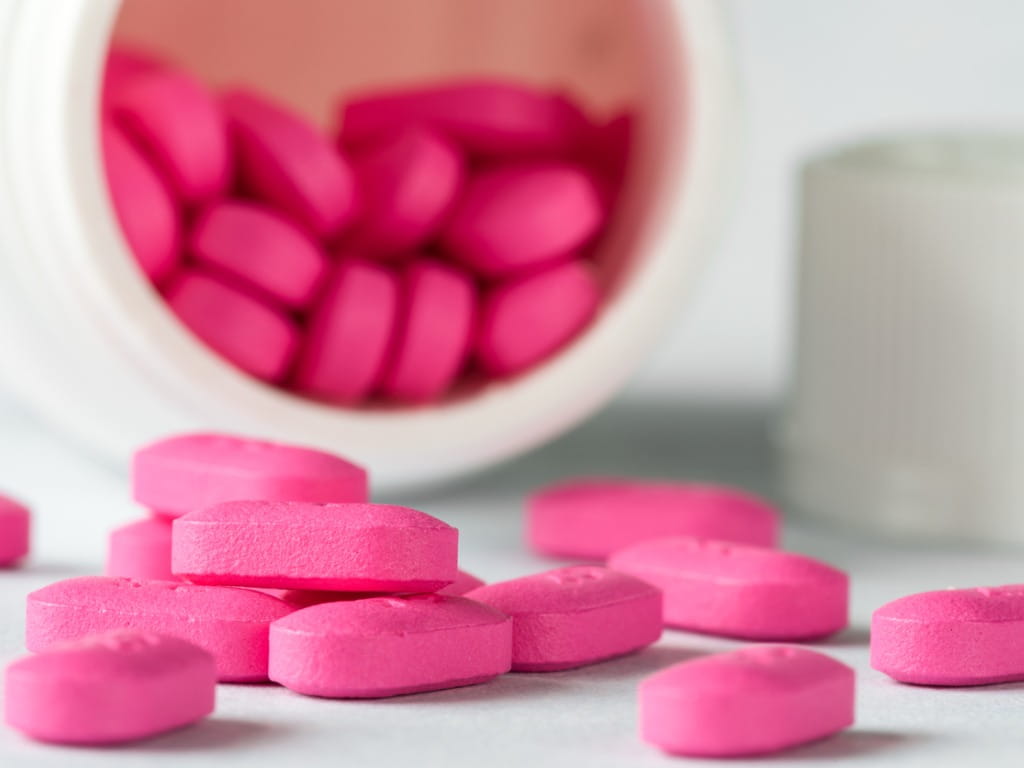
[0,0,737,489]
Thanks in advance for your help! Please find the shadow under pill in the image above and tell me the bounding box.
[765,729,931,762]
[134,718,287,752]
[555,644,703,682]
[810,625,871,649]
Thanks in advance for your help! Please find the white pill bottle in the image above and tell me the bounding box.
[0,0,736,488]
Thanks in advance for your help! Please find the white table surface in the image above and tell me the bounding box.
[2,397,1023,767]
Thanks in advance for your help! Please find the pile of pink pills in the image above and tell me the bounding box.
[102,47,624,405]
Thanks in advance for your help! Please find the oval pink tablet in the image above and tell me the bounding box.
[872,585,1024,686]
[4,630,215,744]
[464,565,661,672]
[640,646,855,757]
[443,164,603,279]
[528,478,780,560]
[341,80,583,158]
[107,517,176,581]
[102,120,179,284]
[476,260,600,377]
[26,577,291,682]
[132,432,367,518]
[292,259,399,404]
[165,269,299,383]
[269,594,512,698]
[190,200,329,309]
[224,89,356,237]
[381,260,475,403]
[102,47,164,109]
[438,570,486,597]
[609,537,848,640]
[112,70,230,203]
[348,128,464,255]
[0,493,29,566]
[173,501,457,592]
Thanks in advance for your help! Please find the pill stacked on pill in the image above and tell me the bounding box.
[102,47,625,405]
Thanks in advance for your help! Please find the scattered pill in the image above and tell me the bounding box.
[132,432,367,518]
[640,646,855,757]
[438,570,486,597]
[4,630,215,744]
[872,585,1024,686]
[465,565,661,671]
[0,493,29,566]
[528,478,780,560]
[26,577,291,682]
[609,537,848,639]
[106,517,176,581]
[269,594,512,697]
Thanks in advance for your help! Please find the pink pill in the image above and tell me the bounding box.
[528,478,780,560]
[190,200,329,310]
[872,585,1024,686]
[347,128,464,255]
[0,493,30,566]
[112,70,230,203]
[173,501,458,593]
[341,80,583,158]
[165,269,299,383]
[132,432,367,518]
[102,47,164,108]
[4,630,215,745]
[271,568,485,607]
[26,577,291,682]
[381,260,475,403]
[269,594,512,698]
[107,517,176,581]
[477,260,600,377]
[224,89,356,237]
[442,164,603,278]
[293,259,399,404]
[438,570,486,597]
[609,537,848,640]
[640,646,855,757]
[102,120,179,284]
[464,565,661,672]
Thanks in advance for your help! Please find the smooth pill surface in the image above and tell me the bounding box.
[173,501,458,592]
[165,270,299,383]
[528,478,780,560]
[640,646,854,757]
[133,432,367,517]
[443,164,602,278]
[872,585,1024,686]
[190,200,329,310]
[4,631,215,744]
[464,565,661,671]
[225,89,356,237]
[26,577,291,682]
[0,493,30,566]
[102,47,164,108]
[476,260,599,377]
[107,517,175,581]
[609,537,848,640]
[269,594,512,697]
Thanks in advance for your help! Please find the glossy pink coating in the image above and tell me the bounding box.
[106,517,176,581]
[476,260,600,377]
[172,501,458,592]
[464,565,661,671]
[224,89,357,237]
[0,493,29,566]
[528,478,780,560]
[442,164,603,278]
[341,80,584,157]
[190,200,329,309]
[347,127,464,255]
[165,269,299,383]
[871,585,1024,686]
[640,646,855,757]
[438,570,486,597]
[609,537,848,640]
[293,259,399,403]
[4,630,215,744]
[381,260,476,403]
[112,70,230,203]
[269,594,512,697]
[132,432,367,518]
[26,577,291,682]
[102,120,179,284]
